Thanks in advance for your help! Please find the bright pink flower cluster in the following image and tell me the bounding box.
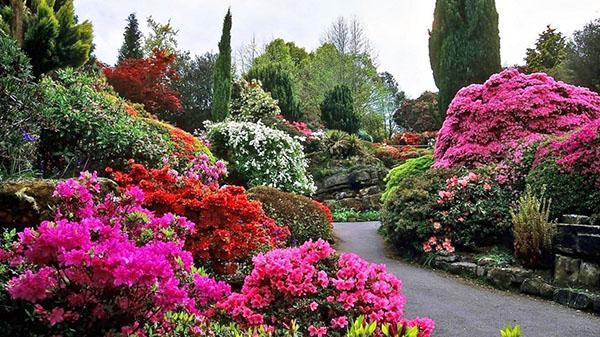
[534,117,600,185]
[434,68,600,168]
[2,173,228,335]
[218,240,434,337]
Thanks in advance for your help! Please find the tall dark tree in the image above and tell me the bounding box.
[170,52,217,131]
[0,0,93,76]
[117,13,144,62]
[524,25,566,76]
[245,64,303,121]
[320,85,359,134]
[565,18,600,93]
[393,91,440,132]
[429,0,501,118]
[211,9,232,121]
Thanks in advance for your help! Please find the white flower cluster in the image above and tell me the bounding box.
[206,120,316,195]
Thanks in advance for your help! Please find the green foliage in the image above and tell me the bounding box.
[524,25,567,77]
[511,186,555,268]
[211,9,233,121]
[169,52,216,131]
[248,186,333,244]
[360,112,386,142]
[393,91,440,132]
[321,84,360,134]
[37,69,171,177]
[526,155,600,221]
[332,208,380,222]
[476,247,513,268]
[429,0,501,117]
[1,0,93,76]
[0,35,43,179]
[143,16,178,56]
[381,169,450,252]
[117,13,144,62]
[382,155,434,203]
[565,18,600,92]
[230,79,280,123]
[245,64,303,121]
[500,325,522,337]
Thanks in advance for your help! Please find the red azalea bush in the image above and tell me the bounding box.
[103,49,182,115]
[218,240,434,337]
[388,131,437,146]
[0,172,231,336]
[434,68,600,168]
[109,161,288,275]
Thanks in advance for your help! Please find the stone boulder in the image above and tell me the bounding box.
[316,165,386,211]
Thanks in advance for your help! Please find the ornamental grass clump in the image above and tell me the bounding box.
[511,186,555,268]
[217,240,434,337]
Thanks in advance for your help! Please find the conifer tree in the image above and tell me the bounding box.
[524,25,566,75]
[117,13,144,63]
[320,85,359,134]
[429,0,501,118]
[245,64,303,121]
[211,9,232,122]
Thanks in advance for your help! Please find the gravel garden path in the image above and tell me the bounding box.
[334,221,600,337]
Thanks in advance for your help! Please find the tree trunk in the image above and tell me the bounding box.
[10,0,23,46]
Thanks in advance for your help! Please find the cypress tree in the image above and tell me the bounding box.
[429,0,501,118]
[320,85,359,134]
[245,64,303,121]
[211,9,232,122]
[117,13,144,63]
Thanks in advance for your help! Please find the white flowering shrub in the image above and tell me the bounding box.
[206,121,316,195]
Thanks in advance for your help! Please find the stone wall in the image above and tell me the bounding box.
[315,165,385,211]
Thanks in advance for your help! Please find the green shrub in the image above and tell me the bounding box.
[248,186,332,244]
[320,84,360,134]
[381,155,434,203]
[38,69,173,176]
[0,36,43,179]
[511,186,555,268]
[526,154,600,222]
[381,169,450,252]
[332,208,380,222]
[230,78,281,123]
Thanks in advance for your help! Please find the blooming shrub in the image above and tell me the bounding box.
[382,155,434,203]
[103,49,182,116]
[0,172,230,336]
[218,240,434,337]
[248,186,333,244]
[388,132,437,146]
[206,120,316,194]
[109,162,288,275]
[230,79,281,123]
[434,68,600,168]
[427,170,512,251]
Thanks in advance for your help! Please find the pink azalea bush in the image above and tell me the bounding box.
[434,68,600,168]
[0,172,230,336]
[218,240,434,337]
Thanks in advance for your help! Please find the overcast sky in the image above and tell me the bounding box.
[75,0,600,97]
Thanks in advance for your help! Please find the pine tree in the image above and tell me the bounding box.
[211,9,232,122]
[524,25,566,75]
[1,0,93,76]
[429,0,501,118]
[245,64,303,121]
[117,13,144,63]
[320,85,359,134]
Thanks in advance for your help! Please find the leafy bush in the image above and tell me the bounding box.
[511,186,555,268]
[332,208,380,222]
[381,170,450,253]
[206,120,316,194]
[434,69,600,168]
[218,240,435,337]
[0,173,230,336]
[230,79,281,123]
[248,186,333,244]
[109,162,288,275]
[244,64,302,121]
[393,91,440,132]
[37,69,176,176]
[321,84,360,134]
[382,155,434,203]
[0,36,43,179]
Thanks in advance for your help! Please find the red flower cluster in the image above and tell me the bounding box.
[388,131,437,146]
[312,200,333,226]
[103,49,182,115]
[109,163,289,274]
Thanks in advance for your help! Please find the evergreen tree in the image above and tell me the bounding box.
[320,85,359,134]
[117,13,144,63]
[429,0,501,118]
[565,18,600,93]
[245,64,303,121]
[211,9,232,121]
[524,25,566,75]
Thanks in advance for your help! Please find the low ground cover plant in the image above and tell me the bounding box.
[332,208,381,222]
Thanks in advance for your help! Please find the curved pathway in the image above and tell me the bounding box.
[334,221,600,337]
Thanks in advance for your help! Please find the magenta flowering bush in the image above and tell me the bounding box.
[434,68,600,168]
[0,172,230,337]
[218,240,434,337]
